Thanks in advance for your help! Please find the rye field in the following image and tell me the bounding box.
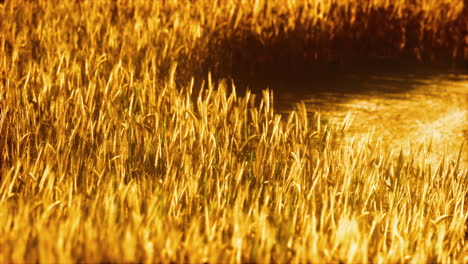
[0,0,467,263]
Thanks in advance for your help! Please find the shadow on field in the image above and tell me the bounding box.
[218,62,467,112]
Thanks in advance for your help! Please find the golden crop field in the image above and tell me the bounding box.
[0,0,467,263]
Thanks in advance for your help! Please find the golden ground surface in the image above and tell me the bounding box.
[277,73,468,167]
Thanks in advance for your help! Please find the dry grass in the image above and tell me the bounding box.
[0,0,467,263]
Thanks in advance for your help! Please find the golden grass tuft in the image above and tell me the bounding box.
[0,0,467,263]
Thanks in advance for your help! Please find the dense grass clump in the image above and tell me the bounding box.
[0,0,467,263]
[201,0,467,80]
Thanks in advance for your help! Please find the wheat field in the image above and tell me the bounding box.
[0,0,467,263]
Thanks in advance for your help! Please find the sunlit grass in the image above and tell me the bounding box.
[0,0,467,263]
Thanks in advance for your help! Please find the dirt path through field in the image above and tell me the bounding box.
[273,72,468,167]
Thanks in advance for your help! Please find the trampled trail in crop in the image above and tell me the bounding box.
[274,72,468,167]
